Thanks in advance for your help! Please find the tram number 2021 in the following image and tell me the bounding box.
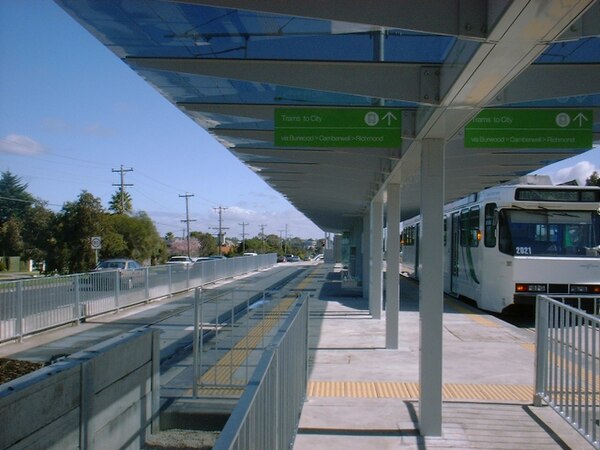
[515,246,532,255]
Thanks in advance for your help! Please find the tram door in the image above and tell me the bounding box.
[450,212,460,294]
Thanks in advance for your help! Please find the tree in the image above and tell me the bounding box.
[54,191,105,273]
[0,171,35,224]
[586,171,600,187]
[102,212,167,264]
[190,231,218,256]
[0,217,24,256]
[109,190,133,214]
[20,201,56,265]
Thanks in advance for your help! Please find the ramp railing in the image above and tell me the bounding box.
[534,294,600,449]
[211,293,309,450]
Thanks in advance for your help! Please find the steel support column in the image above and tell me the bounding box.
[362,212,371,299]
[369,197,384,319]
[418,139,445,436]
[385,184,400,348]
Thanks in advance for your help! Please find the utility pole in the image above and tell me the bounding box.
[211,207,229,256]
[278,229,285,252]
[285,224,289,254]
[111,165,133,213]
[239,221,249,254]
[259,224,266,254]
[179,193,195,258]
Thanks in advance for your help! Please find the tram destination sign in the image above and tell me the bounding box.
[464,109,592,149]
[274,107,401,148]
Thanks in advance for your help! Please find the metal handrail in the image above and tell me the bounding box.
[535,294,600,449]
[212,295,309,450]
[0,254,276,343]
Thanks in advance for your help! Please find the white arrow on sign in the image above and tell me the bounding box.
[382,112,398,126]
[573,113,589,127]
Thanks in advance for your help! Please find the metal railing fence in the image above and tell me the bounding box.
[0,254,276,343]
[212,294,309,450]
[534,294,600,449]
[192,289,302,397]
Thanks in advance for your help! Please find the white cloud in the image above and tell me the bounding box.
[548,160,598,186]
[0,134,46,155]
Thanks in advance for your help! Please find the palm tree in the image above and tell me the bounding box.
[109,190,133,214]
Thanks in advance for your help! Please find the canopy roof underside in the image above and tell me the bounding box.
[56,0,600,232]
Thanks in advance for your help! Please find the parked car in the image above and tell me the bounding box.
[90,258,145,290]
[277,255,286,263]
[286,254,300,262]
[166,255,194,265]
[193,257,211,263]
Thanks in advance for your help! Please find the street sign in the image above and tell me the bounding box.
[465,109,593,149]
[274,107,402,148]
[91,236,102,250]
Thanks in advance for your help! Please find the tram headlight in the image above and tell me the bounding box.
[570,285,600,294]
[570,285,588,293]
[516,283,547,293]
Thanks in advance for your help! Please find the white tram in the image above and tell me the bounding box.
[400,176,600,312]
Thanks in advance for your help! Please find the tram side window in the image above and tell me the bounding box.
[484,203,497,248]
[460,207,480,247]
[469,207,480,247]
[460,210,469,246]
[402,226,415,246]
[444,216,447,246]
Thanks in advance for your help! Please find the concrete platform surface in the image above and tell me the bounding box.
[294,270,592,450]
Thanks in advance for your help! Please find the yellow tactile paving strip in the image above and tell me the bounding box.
[307,381,534,403]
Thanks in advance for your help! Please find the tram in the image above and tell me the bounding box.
[400,176,600,312]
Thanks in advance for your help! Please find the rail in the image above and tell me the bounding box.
[0,254,276,343]
[212,293,309,450]
[534,294,600,449]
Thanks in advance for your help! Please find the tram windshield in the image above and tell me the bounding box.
[498,209,600,257]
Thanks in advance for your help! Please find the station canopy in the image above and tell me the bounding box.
[56,0,600,233]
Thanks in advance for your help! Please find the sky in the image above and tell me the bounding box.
[0,1,324,240]
[1,1,599,241]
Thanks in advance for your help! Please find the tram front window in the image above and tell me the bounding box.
[498,209,600,257]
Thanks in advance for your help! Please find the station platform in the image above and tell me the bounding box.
[0,263,593,449]
[294,265,591,450]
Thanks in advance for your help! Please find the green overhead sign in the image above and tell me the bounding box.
[274,107,401,148]
[465,109,593,149]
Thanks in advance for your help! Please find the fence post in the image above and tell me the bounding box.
[115,271,120,312]
[151,329,161,433]
[305,295,310,402]
[193,287,200,398]
[16,280,23,342]
[187,264,190,290]
[75,274,81,324]
[534,294,549,406]
[274,347,280,450]
[145,267,150,300]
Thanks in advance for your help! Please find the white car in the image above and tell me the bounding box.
[166,256,194,265]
